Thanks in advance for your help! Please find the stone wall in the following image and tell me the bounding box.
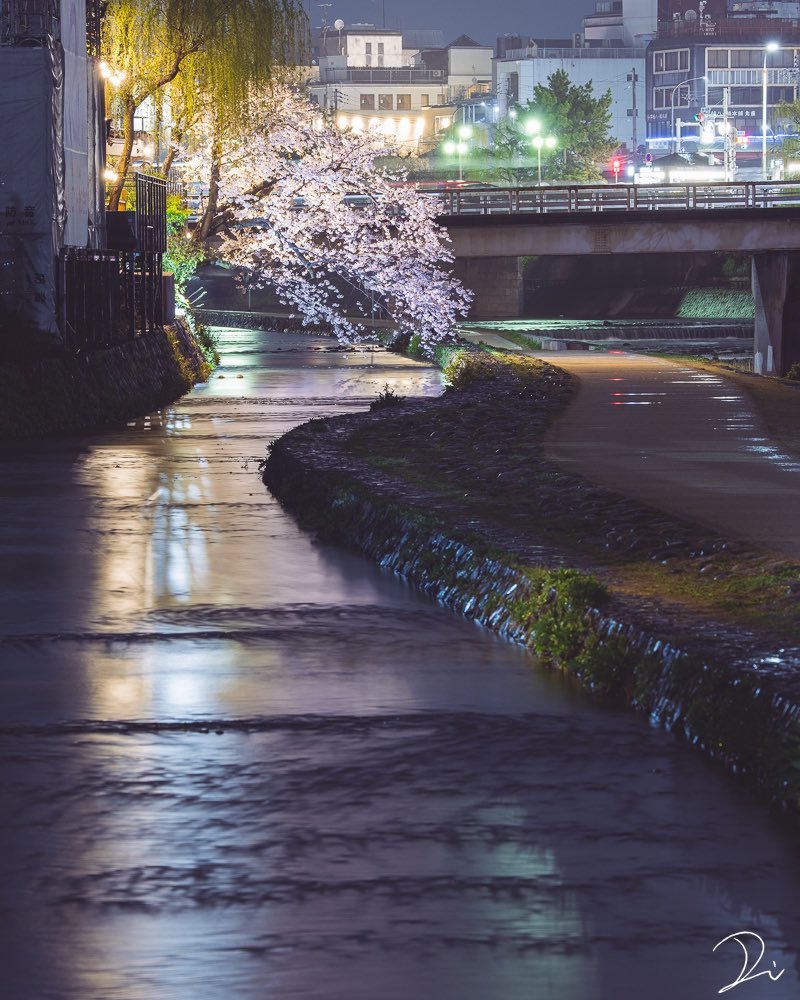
[0,320,209,438]
[264,408,800,822]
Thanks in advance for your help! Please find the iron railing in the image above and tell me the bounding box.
[435,180,800,216]
[135,172,167,252]
[60,246,165,350]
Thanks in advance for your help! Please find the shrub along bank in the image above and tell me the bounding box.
[263,350,800,821]
[0,320,211,439]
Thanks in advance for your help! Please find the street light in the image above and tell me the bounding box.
[444,130,471,181]
[763,40,780,178]
[669,75,707,152]
[532,134,557,185]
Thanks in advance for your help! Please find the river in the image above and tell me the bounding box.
[0,327,797,1000]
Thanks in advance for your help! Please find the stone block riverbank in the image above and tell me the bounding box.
[0,320,210,438]
[263,350,800,821]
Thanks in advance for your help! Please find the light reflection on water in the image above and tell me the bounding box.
[0,329,798,1000]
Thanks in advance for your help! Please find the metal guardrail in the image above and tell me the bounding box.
[436,181,800,216]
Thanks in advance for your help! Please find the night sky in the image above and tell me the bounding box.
[309,0,590,47]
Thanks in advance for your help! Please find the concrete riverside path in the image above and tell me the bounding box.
[539,351,800,560]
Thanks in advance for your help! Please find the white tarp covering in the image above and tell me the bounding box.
[0,46,63,341]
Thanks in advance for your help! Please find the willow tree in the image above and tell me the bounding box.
[102,0,305,210]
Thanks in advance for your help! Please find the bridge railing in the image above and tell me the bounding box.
[436,181,800,216]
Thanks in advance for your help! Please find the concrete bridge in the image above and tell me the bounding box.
[437,182,800,376]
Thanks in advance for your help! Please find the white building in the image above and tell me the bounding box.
[494,46,646,152]
[309,25,490,147]
[583,0,657,47]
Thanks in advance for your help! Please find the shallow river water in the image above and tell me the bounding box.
[0,328,798,1000]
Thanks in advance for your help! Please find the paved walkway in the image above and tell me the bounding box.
[537,351,800,559]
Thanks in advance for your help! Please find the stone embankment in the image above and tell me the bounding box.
[263,350,800,821]
[0,320,210,438]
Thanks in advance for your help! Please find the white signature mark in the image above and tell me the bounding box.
[713,931,786,994]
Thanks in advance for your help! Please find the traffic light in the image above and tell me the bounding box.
[693,111,706,125]
[612,158,621,174]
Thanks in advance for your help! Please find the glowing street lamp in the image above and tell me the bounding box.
[445,125,473,181]
[532,133,557,184]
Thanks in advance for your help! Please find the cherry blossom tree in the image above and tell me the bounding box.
[211,87,471,353]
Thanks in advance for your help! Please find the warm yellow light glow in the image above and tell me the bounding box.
[99,60,111,78]
[382,117,397,136]
[103,167,119,181]
[337,114,348,129]
[397,117,411,140]
[351,116,364,132]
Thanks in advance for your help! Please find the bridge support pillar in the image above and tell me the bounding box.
[453,257,524,319]
[751,251,800,376]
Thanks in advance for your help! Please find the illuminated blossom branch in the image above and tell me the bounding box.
[214,87,471,352]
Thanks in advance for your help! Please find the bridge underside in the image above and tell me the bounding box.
[443,210,800,375]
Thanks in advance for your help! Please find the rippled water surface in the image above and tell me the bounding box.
[0,329,798,1000]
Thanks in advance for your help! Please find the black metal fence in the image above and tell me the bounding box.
[135,172,167,252]
[60,175,167,350]
[59,247,164,351]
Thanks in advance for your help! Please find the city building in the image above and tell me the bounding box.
[309,25,492,148]
[645,0,800,171]
[494,42,646,154]
[583,0,658,46]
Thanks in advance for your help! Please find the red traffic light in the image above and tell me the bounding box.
[612,158,621,173]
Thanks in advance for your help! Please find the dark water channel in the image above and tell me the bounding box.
[0,328,797,1000]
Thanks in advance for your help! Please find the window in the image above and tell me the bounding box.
[420,94,429,106]
[379,94,393,110]
[396,94,411,109]
[365,41,372,67]
[653,85,689,109]
[434,115,450,132]
[654,49,689,73]
[378,41,384,67]
[707,49,728,69]
[730,86,761,104]
[730,49,763,69]
[360,94,375,110]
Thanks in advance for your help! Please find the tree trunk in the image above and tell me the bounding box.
[162,143,178,177]
[107,97,135,212]
[197,130,222,245]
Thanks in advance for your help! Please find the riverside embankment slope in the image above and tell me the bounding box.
[264,348,800,818]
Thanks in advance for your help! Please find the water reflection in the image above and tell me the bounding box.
[0,329,798,1000]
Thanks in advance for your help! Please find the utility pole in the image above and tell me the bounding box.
[628,68,638,154]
